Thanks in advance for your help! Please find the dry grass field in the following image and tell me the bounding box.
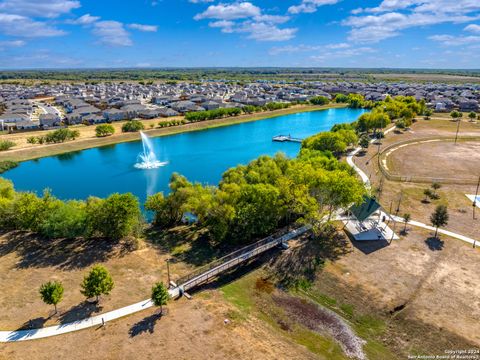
[353,117,480,240]
[385,140,480,181]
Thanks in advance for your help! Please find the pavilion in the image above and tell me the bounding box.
[343,196,399,242]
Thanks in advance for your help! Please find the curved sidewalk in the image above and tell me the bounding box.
[0,287,180,343]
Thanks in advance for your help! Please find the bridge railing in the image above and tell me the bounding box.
[175,225,311,288]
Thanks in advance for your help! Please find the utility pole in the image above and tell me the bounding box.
[396,191,403,215]
[473,176,480,220]
[454,119,461,144]
[166,258,171,287]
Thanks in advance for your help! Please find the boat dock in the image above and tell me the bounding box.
[272,134,303,143]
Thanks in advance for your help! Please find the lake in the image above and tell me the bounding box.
[3,108,366,203]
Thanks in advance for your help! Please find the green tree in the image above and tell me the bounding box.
[450,110,460,121]
[81,265,114,303]
[151,282,169,315]
[40,200,86,239]
[39,281,64,314]
[423,108,433,120]
[431,182,441,197]
[86,193,141,240]
[423,188,433,203]
[309,96,329,106]
[95,124,115,137]
[430,205,448,238]
[302,132,347,155]
[468,112,477,122]
[334,93,349,103]
[122,120,144,132]
[359,135,370,149]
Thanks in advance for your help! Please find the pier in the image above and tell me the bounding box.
[272,134,303,143]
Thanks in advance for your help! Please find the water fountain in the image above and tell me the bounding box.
[134,131,168,169]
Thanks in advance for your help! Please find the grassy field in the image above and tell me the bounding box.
[0,104,344,162]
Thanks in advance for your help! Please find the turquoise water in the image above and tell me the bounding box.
[3,108,366,202]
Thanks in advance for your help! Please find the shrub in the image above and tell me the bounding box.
[122,120,144,132]
[0,160,18,174]
[27,136,38,144]
[44,128,80,143]
[95,124,115,137]
[0,139,15,151]
[309,96,330,106]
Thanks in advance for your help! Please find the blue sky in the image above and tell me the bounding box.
[0,0,479,69]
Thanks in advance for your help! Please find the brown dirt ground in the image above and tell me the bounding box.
[353,117,480,240]
[0,232,195,330]
[315,226,480,353]
[0,291,316,360]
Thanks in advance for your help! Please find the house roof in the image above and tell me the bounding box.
[349,196,381,222]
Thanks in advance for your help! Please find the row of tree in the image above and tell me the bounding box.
[0,180,142,240]
[145,150,365,245]
[27,128,80,144]
[39,265,169,315]
[185,107,242,122]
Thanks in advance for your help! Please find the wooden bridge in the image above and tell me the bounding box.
[172,225,311,297]
[272,134,303,143]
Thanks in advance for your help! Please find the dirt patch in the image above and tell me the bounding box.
[0,231,193,330]
[1,291,316,360]
[273,293,366,360]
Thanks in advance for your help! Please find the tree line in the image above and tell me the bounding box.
[0,182,142,241]
[145,149,365,245]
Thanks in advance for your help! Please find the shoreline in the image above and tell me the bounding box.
[0,103,346,163]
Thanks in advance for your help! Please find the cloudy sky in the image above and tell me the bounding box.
[0,0,479,69]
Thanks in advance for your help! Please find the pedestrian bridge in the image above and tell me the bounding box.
[171,225,312,298]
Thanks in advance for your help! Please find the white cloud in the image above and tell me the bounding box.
[465,24,480,33]
[429,34,480,46]
[325,42,350,49]
[189,0,213,3]
[0,0,80,18]
[194,2,261,20]
[288,0,340,15]
[239,21,297,41]
[269,42,351,55]
[195,1,295,42]
[93,21,132,47]
[343,0,480,43]
[344,4,480,43]
[0,39,25,47]
[128,23,158,32]
[0,13,65,37]
[208,20,235,33]
[311,46,376,62]
[67,14,100,25]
